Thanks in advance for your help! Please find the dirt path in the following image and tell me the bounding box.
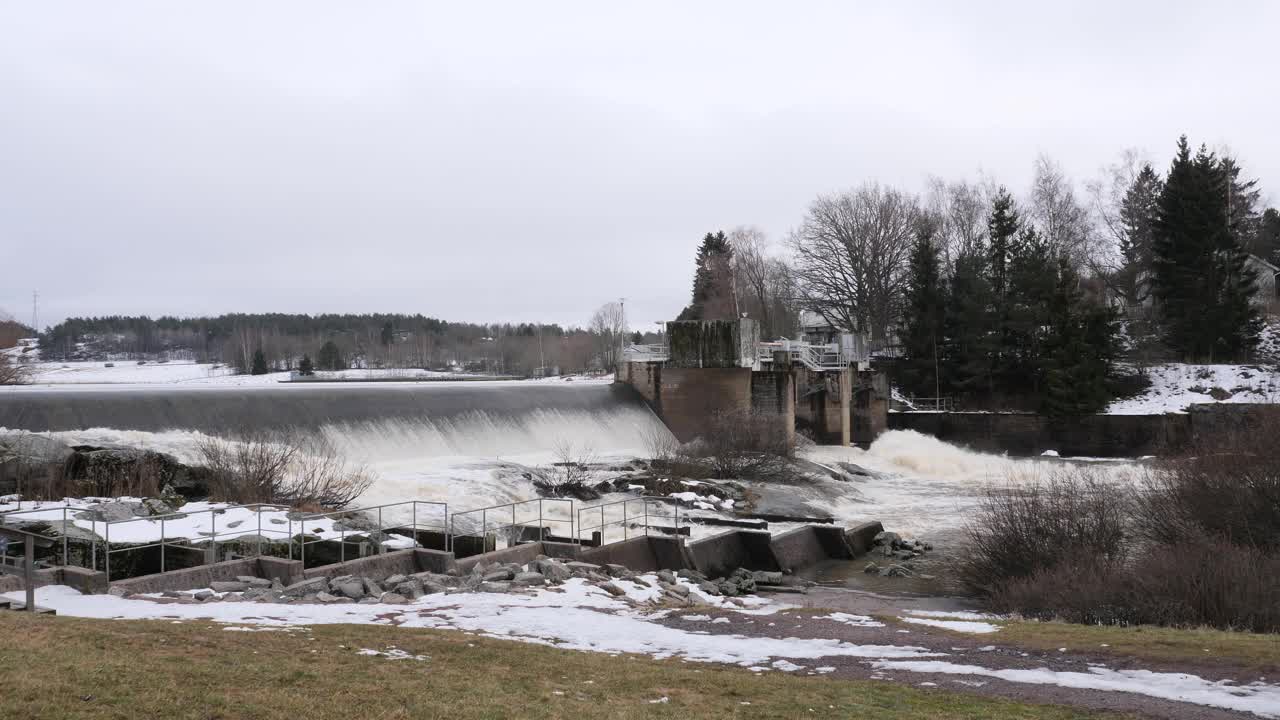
[652,592,1274,720]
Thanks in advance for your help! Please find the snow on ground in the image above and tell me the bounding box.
[7,582,1279,717]
[1107,363,1280,414]
[2,359,612,388]
[870,660,1280,718]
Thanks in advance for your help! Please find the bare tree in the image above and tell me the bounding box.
[924,176,996,271]
[196,432,373,509]
[1086,148,1151,301]
[729,226,800,339]
[589,301,626,371]
[789,183,919,342]
[1028,155,1095,269]
[0,354,26,385]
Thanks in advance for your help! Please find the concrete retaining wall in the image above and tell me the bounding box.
[770,525,854,573]
[109,557,261,594]
[844,521,884,557]
[888,411,1191,457]
[579,536,690,572]
[686,530,780,579]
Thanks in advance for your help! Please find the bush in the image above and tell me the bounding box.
[687,408,795,480]
[957,469,1129,597]
[528,440,597,500]
[1134,425,1280,552]
[0,355,27,385]
[196,433,373,509]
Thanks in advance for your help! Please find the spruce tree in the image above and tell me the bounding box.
[1116,164,1163,307]
[987,188,1019,301]
[677,231,736,321]
[317,340,345,371]
[944,249,997,400]
[1152,137,1261,360]
[1258,208,1280,264]
[298,355,315,376]
[899,220,948,397]
[250,349,269,375]
[1041,256,1121,416]
[999,228,1055,399]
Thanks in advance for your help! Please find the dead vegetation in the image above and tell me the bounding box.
[195,433,372,509]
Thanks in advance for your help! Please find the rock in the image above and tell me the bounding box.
[242,588,269,602]
[393,581,423,599]
[863,562,880,574]
[384,574,407,586]
[885,564,913,578]
[599,582,627,597]
[482,568,514,582]
[656,570,678,585]
[422,581,449,595]
[315,591,342,603]
[210,581,248,593]
[140,497,177,517]
[663,583,690,597]
[751,571,784,585]
[334,581,366,600]
[716,580,739,597]
[565,561,600,573]
[678,569,708,582]
[697,581,721,596]
[269,578,285,592]
[880,544,896,558]
[193,590,214,601]
[478,581,511,593]
[873,531,901,546]
[379,592,408,604]
[603,564,630,578]
[358,598,380,605]
[78,501,144,524]
[106,586,130,598]
[536,559,571,583]
[512,571,546,586]
[282,578,327,597]
[361,577,382,596]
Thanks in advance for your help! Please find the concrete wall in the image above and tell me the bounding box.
[686,530,780,578]
[109,557,261,594]
[650,367,753,442]
[579,535,690,572]
[750,371,796,448]
[667,320,758,369]
[844,521,884,557]
[794,367,851,445]
[301,549,421,582]
[852,371,890,446]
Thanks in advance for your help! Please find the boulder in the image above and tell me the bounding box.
[334,581,366,600]
[599,582,627,597]
[482,568,514,582]
[565,561,600,573]
[536,559,571,582]
[361,577,383,596]
[603,564,630,578]
[873,531,901,547]
[78,501,143,524]
[315,592,343,603]
[384,574,408,586]
[379,592,409,604]
[696,581,721,596]
[282,578,327,597]
[512,571,546,586]
[210,581,248,593]
[863,562,880,574]
[193,590,214,601]
[751,571,784,586]
[656,570,678,585]
[478,581,511,593]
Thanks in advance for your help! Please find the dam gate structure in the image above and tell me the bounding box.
[618,319,890,447]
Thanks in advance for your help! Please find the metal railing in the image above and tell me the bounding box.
[295,500,447,569]
[902,396,954,412]
[577,496,683,547]
[447,498,575,557]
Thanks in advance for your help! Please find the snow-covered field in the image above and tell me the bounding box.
[6,582,1279,717]
[1107,363,1280,414]
[2,359,593,387]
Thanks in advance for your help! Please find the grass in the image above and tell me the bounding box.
[881,616,1280,673]
[0,613,1128,720]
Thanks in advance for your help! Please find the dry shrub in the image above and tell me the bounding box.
[0,354,27,385]
[1135,424,1280,552]
[529,440,596,499]
[957,469,1129,597]
[196,433,372,509]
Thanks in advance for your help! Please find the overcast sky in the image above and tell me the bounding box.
[2,1,1277,331]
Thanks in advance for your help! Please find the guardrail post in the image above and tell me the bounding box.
[538,500,544,542]
[600,505,605,546]
[300,517,306,568]
[207,509,216,565]
[25,533,35,613]
[257,507,263,559]
[511,504,516,547]
[481,509,486,552]
[160,517,166,573]
[61,507,68,567]
[105,521,111,581]
[341,523,346,563]
[377,507,384,555]
[412,503,418,547]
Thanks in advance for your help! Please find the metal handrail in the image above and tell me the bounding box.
[576,496,683,546]
[447,498,575,557]
[294,500,447,569]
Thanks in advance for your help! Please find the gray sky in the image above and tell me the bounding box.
[2,1,1277,331]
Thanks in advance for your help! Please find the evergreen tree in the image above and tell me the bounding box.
[298,355,315,376]
[250,349,269,375]
[987,188,1019,301]
[1258,208,1280,264]
[630,331,643,345]
[944,249,997,400]
[1152,136,1261,360]
[899,220,948,397]
[1221,157,1263,254]
[1116,164,1163,307]
[380,321,395,347]
[1041,257,1120,416]
[317,340,345,371]
[1000,228,1056,398]
[677,231,737,321]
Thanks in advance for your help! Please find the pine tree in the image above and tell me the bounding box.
[317,340,345,371]
[944,249,997,400]
[677,231,737,321]
[1000,227,1056,398]
[1116,164,1163,307]
[250,349,269,375]
[1258,208,1280,264]
[1042,257,1121,416]
[899,220,948,397]
[298,355,315,376]
[1152,136,1261,360]
[987,188,1019,301]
